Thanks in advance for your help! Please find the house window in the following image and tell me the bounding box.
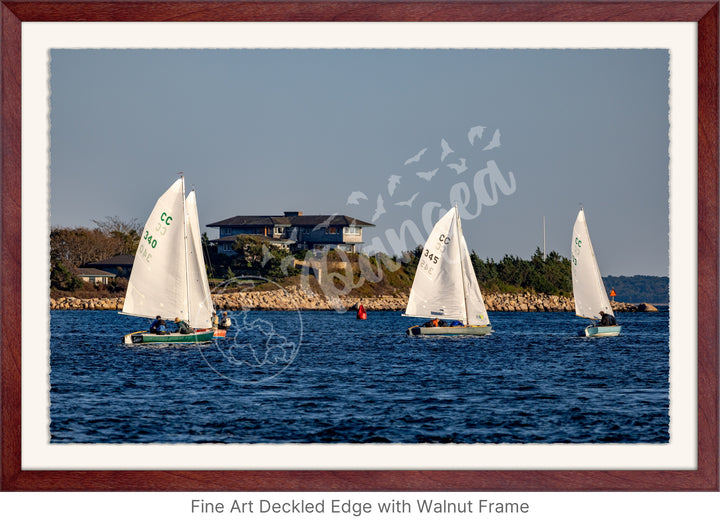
[326,227,337,234]
[343,226,361,235]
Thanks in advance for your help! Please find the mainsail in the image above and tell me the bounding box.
[571,209,613,319]
[404,207,489,326]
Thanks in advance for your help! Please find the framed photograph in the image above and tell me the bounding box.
[1,1,717,491]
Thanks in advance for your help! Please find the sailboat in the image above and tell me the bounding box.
[122,176,216,344]
[404,205,492,336]
[571,208,621,337]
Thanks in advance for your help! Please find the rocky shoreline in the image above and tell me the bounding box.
[50,287,659,313]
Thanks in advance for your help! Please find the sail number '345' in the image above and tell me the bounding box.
[419,233,451,276]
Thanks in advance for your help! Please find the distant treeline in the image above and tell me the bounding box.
[470,248,573,296]
[50,218,141,293]
[49,223,666,303]
[208,242,574,296]
[602,275,669,304]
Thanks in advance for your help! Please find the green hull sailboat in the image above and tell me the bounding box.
[121,175,217,344]
[123,330,214,344]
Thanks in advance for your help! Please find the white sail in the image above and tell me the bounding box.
[185,190,214,328]
[121,178,190,321]
[571,209,613,319]
[404,207,490,326]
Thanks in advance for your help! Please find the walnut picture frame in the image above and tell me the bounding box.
[1,1,717,491]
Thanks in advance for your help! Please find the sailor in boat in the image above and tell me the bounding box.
[219,312,232,330]
[174,317,193,334]
[211,311,219,329]
[598,311,617,326]
[422,318,447,328]
[149,316,167,335]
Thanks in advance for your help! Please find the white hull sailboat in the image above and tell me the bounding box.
[404,205,492,336]
[122,176,216,344]
[571,208,621,337]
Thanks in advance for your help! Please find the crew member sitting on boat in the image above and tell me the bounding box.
[219,312,232,330]
[174,317,192,334]
[423,318,447,328]
[149,316,167,334]
[598,311,617,326]
[211,311,219,328]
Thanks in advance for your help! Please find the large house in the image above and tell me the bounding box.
[207,211,374,255]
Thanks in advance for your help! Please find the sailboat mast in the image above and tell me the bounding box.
[180,172,192,327]
[454,204,470,326]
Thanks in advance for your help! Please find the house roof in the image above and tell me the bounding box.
[75,267,117,277]
[207,214,374,228]
[85,254,135,267]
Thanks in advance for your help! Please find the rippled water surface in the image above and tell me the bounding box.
[50,309,669,443]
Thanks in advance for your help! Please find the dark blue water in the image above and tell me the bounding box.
[50,309,669,444]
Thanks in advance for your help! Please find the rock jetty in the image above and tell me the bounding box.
[50,288,656,313]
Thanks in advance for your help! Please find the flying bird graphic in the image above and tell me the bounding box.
[395,192,419,207]
[468,125,486,146]
[371,195,386,222]
[440,139,454,162]
[447,158,467,175]
[387,174,402,196]
[404,148,428,165]
[346,191,368,205]
[416,168,439,181]
[483,129,501,151]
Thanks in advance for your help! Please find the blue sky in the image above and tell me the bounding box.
[50,48,670,276]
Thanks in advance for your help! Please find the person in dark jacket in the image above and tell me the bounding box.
[599,311,617,326]
[174,317,192,334]
[149,316,167,334]
[219,312,232,330]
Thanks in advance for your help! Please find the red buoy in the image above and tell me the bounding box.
[356,304,367,320]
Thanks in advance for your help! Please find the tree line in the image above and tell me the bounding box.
[51,223,573,297]
[50,217,141,292]
[469,248,573,296]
